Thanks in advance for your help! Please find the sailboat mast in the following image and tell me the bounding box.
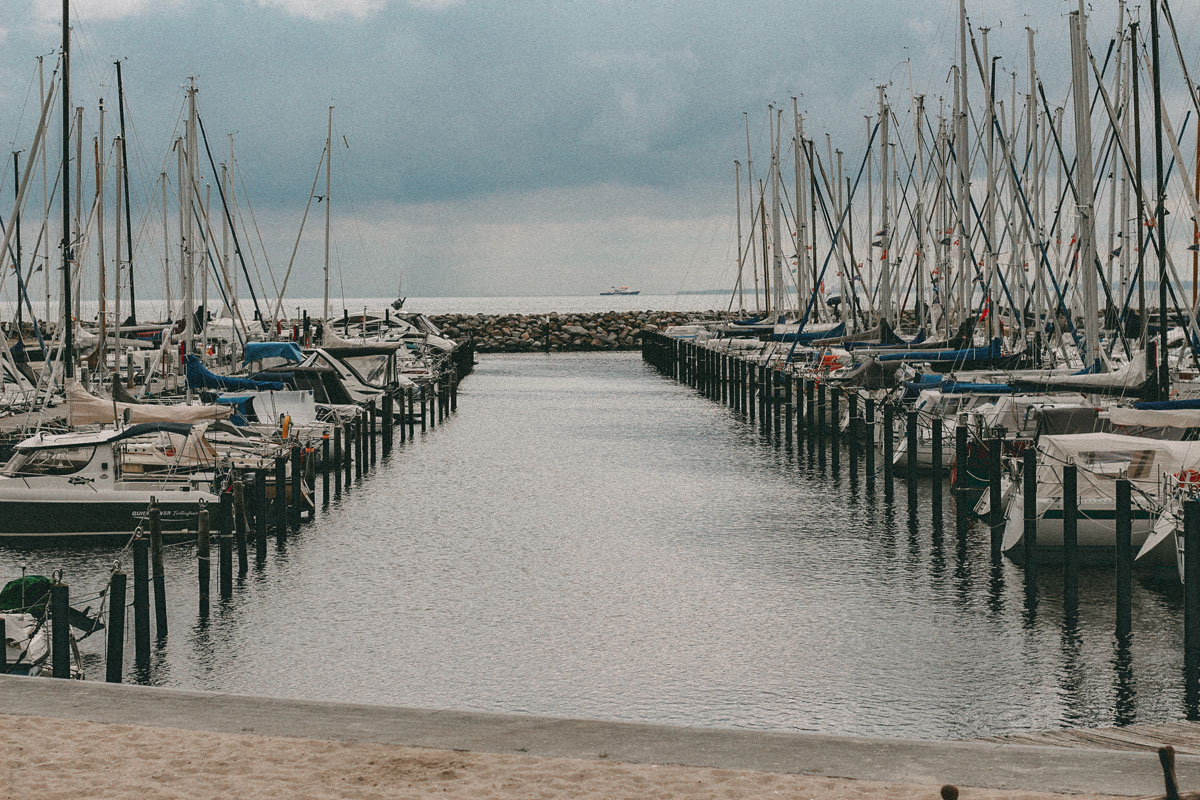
[1070,4,1100,370]
[61,0,73,379]
[1151,0,1169,397]
[878,86,891,328]
[734,160,744,312]
[323,106,333,323]
[116,61,136,324]
[770,106,784,320]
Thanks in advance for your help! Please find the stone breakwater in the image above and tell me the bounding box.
[429,311,730,353]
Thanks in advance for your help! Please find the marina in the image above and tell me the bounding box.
[13,0,1200,796]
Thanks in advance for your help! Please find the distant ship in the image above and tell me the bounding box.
[600,286,640,295]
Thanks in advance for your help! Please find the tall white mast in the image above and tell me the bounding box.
[878,86,891,327]
[323,106,333,323]
[770,106,785,320]
[1070,5,1100,369]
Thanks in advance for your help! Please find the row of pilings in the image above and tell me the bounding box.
[16,341,475,683]
[642,329,1200,713]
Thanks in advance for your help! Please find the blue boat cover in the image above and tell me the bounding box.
[213,395,253,426]
[1133,398,1200,410]
[771,323,845,343]
[243,341,303,365]
[939,381,1017,394]
[186,354,285,392]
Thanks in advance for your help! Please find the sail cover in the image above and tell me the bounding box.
[66,380,233,426]
[185,354,285,392]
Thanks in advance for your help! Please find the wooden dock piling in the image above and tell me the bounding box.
[906,410,918,503]
[883,403,895,499]
[275,455,289,539]
[989,437,1004,558]
[333,426,343,493]
[233,480,249,575]
[253,470,268,559]
[290,445,303,529]
[321,434,331,503]
[106,568,126,683]
[148,501,167,637]
[931,417,943,520]
[1023,446,1039,593]
[197,506,210,615]
[1186,499,1200,683]
[954,422,968,537]
[51,579,71,679]
[132,536,150,668]
[1116,477,1132,637]
[1063,463,1079,610]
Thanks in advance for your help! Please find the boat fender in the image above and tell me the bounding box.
[281,415,292,439]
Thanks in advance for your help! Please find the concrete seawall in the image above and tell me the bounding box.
[429,311,729,353]
[0,675,1190,796]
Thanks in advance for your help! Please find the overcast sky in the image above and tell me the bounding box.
[0,0,1193,304]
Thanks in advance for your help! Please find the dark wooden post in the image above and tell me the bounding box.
[148,501,167,638]
[106,568,126,683]
[233,480,249,575]
[805,378,815,437]
[1063,463,1079,610]
[290,445,303,530]
[51,579,71,679]
[864,397,875,483]
[817,382,827,448]
[132,535,150,668]
[883,403,895,500]
[407,388,416,438]
[197,505,210,616]
[906,410,918,503]
[848,392,859,459]
[218,491,233,600]
[795,379,804,443]
[275,454,289,539]
[1115,477,1132,637]
[355,417,364,479]
[1186,499,1200,686]
[343,422,353,486]
[333,425,343,494]
[749,365,757,423]
[382,392,393,453]
[420,388,428,432]
[830,387,841,450]
[253,469,268,559]
[955,422,968,538]
[989,437,1004,558]
[369,403,378,464]
[321,433,331,504]
[931,417,943,520]
[1023,446,1039,590]
[784,394,793,445]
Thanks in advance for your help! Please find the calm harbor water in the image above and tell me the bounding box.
[0,351,1192,739]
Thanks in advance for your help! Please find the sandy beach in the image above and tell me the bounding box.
[2,712,1129,800]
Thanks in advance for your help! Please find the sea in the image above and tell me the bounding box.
[0,294,1188,739]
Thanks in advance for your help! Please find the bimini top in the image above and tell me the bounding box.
[14,422,195,451]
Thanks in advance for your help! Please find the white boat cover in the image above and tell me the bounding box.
[1010,354,1147,391]
[65,381,233,426]
[977,394,1090,434]
[1108,406,1200,429]
[1037,432,1200,501]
